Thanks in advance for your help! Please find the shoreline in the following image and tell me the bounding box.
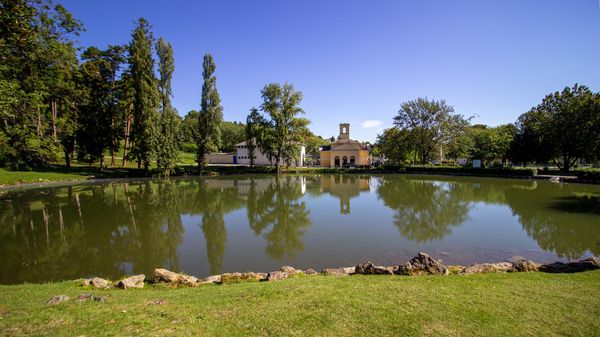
[1,166,599,191]
[3,253,599,287]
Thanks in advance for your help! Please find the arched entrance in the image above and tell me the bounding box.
[342,156,348,167]
[350,156,356,166]
[334,156,340,167]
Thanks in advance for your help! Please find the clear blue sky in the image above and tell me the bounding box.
[62,0,600,142]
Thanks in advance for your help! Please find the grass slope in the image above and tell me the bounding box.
[0,168,92,186]
[1,271,599,336]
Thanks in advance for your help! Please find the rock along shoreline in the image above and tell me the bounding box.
[45,252,600,304]
[72,252,600,291]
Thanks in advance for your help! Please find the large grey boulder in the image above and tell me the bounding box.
[321,267,355,276]
[395,252,449,276]
[354,261,394,275]
[199,275,221,284]
[540,257,600,273]
[153,268,180,283]
[512,259,540,272]
[116,274,145,289]
[266,266,302,281]
[303,268,318,275]
[153,268,198,287]
[91,277,109,289]
[461,262,514,275]
[221,272,266,283]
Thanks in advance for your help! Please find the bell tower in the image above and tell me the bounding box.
[338,123,350,141]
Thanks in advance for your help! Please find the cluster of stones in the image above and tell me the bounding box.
[350,252,600,276]
[105,253,600,286]
[47,252,600,304]
[46,293,107,305]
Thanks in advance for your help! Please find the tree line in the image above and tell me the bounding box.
[376,85,600,172]
[0,1,179,175]
[0,0,324,175]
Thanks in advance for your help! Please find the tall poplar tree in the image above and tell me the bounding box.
[128,18,159,172]
[196,54,223,172]
[155,37,179,176]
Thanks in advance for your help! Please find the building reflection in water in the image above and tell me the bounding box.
[319,175,370,214]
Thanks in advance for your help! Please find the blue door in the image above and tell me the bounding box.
[233,156,237,164]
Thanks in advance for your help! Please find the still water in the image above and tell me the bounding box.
[1,174,599,284]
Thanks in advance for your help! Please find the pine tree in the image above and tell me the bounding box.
[155,37,179,176]
[128,18,159,172]
[196,54,223,173]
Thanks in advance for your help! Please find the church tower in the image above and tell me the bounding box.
[338,123,350,141]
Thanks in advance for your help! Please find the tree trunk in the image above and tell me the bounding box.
[561,154,570,172]
[122,107,132,166]
[198,153,204,175]
[36,107,41,136]
[51,100,57,141]
[64,149,71,168]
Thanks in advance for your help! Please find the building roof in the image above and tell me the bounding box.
[236,140,305,147]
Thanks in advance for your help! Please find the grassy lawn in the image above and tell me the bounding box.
[0,168,93,186]
[1,271,599,336]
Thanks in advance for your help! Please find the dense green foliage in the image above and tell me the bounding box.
[155,37,179,176]
[390,98,471,164]
[0,2,196,174]
[249,83,310,172]
[128,18,160,172]
[220,121,245,152]
[1,272,599,336]
[378,88,600,170]
[402,165,538,177]
[196,54,223,171]
[511,84,600,171]
[0,0,82,169]
[245,107,262,167]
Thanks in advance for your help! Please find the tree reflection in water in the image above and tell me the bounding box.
[376,176,471,242]
[1,175,599,284]
[504,183,600,259]
[247,176,312,259]
[0,180,186,284]
[190,179,245,275]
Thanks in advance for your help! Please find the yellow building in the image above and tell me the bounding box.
[320,123,370,167]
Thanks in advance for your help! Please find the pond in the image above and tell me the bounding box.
[1,174,599,284]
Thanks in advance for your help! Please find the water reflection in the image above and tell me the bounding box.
[247,176,311,259]
[504,183,600,259]
[320,175,370,214]
[0,174,599,283]
[377,176,471,242]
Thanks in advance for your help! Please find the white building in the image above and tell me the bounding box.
[235,140,305,167]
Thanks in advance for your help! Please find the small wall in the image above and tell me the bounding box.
[206,153,234,165]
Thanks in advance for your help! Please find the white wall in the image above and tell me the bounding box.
[236,144,305,166]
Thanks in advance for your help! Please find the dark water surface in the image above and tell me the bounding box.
[1,174,599,284]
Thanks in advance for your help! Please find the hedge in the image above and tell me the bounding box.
[401,165,538,177]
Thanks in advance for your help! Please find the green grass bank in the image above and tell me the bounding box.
[1,271,599,336]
